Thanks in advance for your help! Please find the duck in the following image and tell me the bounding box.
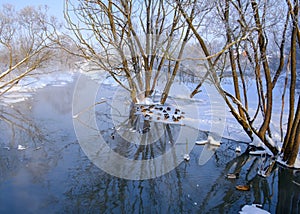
[110,133,115,140]
[172,115,179,122]
[141,108,148,113]
[226,172,239,179]
[235,146,241,153]
[164,115,170,120]
[184,153,190,161]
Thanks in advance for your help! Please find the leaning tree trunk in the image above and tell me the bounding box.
[286,99,300,165]
[282,0,299,165]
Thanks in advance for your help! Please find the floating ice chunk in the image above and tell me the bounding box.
[196,136,221,146]
[198,137,222,165]
[195,140,207,145]
[239,204,270,214]
[207,136,221,147]
[17,145,26,150]
[249,150,267,155]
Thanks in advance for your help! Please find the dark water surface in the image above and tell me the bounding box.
[0,78,299,214]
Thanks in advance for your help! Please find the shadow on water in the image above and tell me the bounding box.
[0,78,299,213]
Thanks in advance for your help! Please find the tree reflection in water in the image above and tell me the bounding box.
[0,82,300,213]
[196,140,300,214]
[276,167,300,213]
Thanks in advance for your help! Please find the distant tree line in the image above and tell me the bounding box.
[0,4,79,95]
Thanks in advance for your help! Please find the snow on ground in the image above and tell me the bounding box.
[0,71,74,106]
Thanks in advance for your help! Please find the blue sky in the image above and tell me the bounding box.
[1,0,64,20]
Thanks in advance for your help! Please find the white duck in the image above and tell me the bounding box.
[184,153,190,161]
[235,146,241,153]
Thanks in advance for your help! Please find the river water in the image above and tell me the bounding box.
[0,75,299,213]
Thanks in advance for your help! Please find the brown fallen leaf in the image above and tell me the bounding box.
[236,185,250,191]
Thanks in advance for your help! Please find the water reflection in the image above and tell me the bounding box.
[0,83,77,213]
[0,79,299,213]
[276,168,300,213]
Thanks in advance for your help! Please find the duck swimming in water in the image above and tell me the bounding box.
[184,153,190,161]
[235,146,241,153]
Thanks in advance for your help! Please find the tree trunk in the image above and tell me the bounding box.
[251,0,275,154]
[160,1,195,104]
[284,94,300,163]
[287,101,300,165]
[282,0,300,166]
[224,0,246,122]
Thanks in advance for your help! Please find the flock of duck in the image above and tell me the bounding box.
[136,104,185,123]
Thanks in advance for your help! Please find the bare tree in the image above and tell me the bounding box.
[177,0,300,165]
[64,0,196,104]
[282,0,300,165]
[0,4,60,95]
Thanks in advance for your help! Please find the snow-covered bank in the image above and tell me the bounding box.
[0,71,74,106]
